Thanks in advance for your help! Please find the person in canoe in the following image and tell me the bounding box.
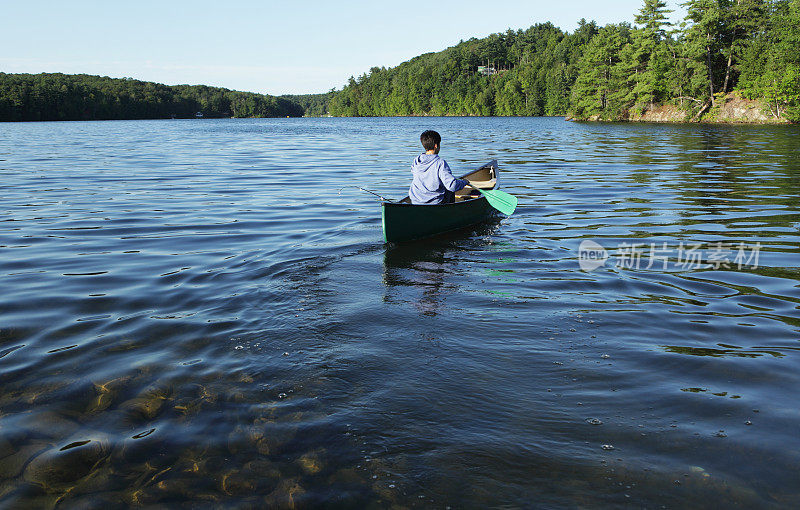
[409,130,470,205]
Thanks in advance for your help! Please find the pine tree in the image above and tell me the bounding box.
[571,25,630,119]
[682,0,727,106]
[720,0,766,94]
[635,0,673,38]
[630,0,674,111]
[739,0,800,119]
[544,64,570,115]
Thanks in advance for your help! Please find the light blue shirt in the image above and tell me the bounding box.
[409,154,468,205]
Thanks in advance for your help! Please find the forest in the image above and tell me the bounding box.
[279,92,336,117]
[0,73,303,121]
[2,0,798,122]
[325,0,800,122]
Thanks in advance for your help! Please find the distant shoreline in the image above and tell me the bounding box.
[0,73,302,122]
[3,113,792,125]
[0,71,789,128]
[566,93,790,125]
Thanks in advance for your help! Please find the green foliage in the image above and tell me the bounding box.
[635,0,673,37]
[679,0,766,104]
[678,0,723,103]
[319,0,794,122]
[738,0,800,120]
[280,91,335,116]
[2,1,797,123]
[629,0,674,111]
[572,24,632,119]
[326,23,590,118]
[0,73,303,121]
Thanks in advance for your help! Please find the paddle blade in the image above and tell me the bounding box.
[479,189,517,215]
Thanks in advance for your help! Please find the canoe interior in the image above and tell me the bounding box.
[382,160,501,243]
[398,161,497,204]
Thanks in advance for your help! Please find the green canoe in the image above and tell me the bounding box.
[382,160,502,243]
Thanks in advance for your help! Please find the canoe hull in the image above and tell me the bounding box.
[381,160,500,243]
[382,195,497,243]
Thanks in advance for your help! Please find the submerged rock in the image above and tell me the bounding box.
[220,469,256,496]
[226,425,247,456]
[121,396,164,423]
[155,477,193,496]
[243,458,282,486]
[52,466,116,505]
[22,410,81,440]
[23,434,110,488]
[59,491,127,510]
[328,468,363,486]
[120,384,172,424]
[0,481,55,508]
[111,434,178,470]
[250,420,297,456]
[18,381,72,406]
[88,375,133,414]
[0,434,17,459]
[86,391,115,414]
[125,486,162,506]
[194,384,219,404]
[0,442,50,480]
[264,478,306,509]
[173,446,211,475]
[298,451,324,475]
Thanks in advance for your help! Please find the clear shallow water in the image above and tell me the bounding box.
[1,117,799,508]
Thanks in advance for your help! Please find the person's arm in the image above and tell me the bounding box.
[439,160,468,192]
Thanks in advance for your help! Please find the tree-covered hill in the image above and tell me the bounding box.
[3,1,798,122]
[327,21,594,117]
[0,73,303,122]
[280,92,336,117]
[325,0,800,122]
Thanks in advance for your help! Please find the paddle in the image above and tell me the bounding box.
[465,183,518,216]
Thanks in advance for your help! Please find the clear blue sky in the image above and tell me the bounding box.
[1,1,686,95]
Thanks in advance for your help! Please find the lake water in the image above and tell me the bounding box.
[1,117,799,508]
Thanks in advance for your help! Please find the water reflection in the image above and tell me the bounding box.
[664,344,785,358]
[383,241,452,317]
[382,222,503,317]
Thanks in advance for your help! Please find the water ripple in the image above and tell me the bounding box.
[0,118,798,507]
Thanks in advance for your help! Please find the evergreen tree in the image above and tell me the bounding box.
[635,0,673,38]
[630,0,674,111]
[571,24,631,119]
[544,64,570,115]
[721,0,766,94]
[663,31,695,109]
[682,0,727,105]
[739,0,800,119]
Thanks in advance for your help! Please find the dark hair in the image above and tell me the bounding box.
[420,130,441,151]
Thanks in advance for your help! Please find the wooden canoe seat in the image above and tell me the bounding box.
[467,178,496,189]
[455,177,496,199]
